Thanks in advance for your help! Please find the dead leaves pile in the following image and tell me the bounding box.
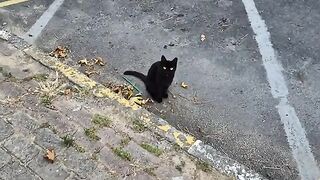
[49,46,69,58]
[78,57,105,77]
[104,82,150,105]
[105,82,134,100]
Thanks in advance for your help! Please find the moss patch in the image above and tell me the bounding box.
[172,144,182,152]
[40,95,53,106]
[120,137,131,147]
[112,147,132,161]
[84,127,101,141]
[62,135,75,147]
[23,73,49,82]
[175,161,186,173]
[144,167,156,176]
[132,119,147,133]
[92,114,112,128]
[140,143,163,157]
[74,144,85,153]
[196,160,212,173]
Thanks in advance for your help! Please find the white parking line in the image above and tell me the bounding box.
[241,0,320,179]
[22,0,65,44]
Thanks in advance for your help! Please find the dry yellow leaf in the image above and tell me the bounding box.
[94,57,105,66]
[78,59,89,65]
[44,149,55,163]
[130,96,149,106]
[181,82,188,89]
[49,46,68,58]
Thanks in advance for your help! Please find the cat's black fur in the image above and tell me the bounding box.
[124,55,178,103]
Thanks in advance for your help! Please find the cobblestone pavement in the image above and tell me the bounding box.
[0,38,233,179]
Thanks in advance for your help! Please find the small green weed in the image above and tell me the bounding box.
[175,161,186,173]
[132,120,147,133]
[144,167,156,176]
[140,143,163,157]
[32,73,49,82]
[74,144,85,153]
[40,95,53,106]
[196,160,212,173]
[92,114,112,128]
[120,136,131,147]
[172,144,182,152]
[84,127,101,141]
[112,147,132,161]
[23,73,49,82]
[62,135,75,147]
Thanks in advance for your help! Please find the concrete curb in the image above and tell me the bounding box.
[0,29,266,180]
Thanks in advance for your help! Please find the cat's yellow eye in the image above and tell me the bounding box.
[163,67,167,70]
[170,67,174,70]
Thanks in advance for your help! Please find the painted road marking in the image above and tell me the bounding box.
[0,0,28,8]
[22,0,65,44]
[241,0,320,179]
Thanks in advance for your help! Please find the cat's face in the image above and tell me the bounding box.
[160,55,178,77]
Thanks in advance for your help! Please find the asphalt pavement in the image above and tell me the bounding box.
[1,0,319,179]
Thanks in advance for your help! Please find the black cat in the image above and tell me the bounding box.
[124,55,178,103]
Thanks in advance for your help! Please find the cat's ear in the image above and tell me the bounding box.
[161,55,167,62]
[172,57,178,65]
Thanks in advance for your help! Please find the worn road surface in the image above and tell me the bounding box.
[1,0,320,179]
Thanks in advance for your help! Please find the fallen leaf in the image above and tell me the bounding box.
[94,57,105,66]
[181,82,188,89]
[49,46,68,58]
[44,149,55,163]
[84,70,98,77]
[130,96,150,106]
[78,59,89,66]
[200,34,206,42]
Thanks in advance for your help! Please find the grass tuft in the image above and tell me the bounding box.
[140,143,163,157]
[132,119,147,133]
[92,114,112,127]
[112,147,132,161]
[196,160,212,173]
[84,127,101,141]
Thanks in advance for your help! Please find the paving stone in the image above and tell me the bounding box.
[28,152,70,180]
[73,128,104,153]
[0,119,14,142]
[0,82,26,99]
[3,134,40,163]
[99,146,132,177]
[124,141,161,166]
[0,148,12,169]
[154,165,181,180]
[62,148,97,179]
[0,160,41,180]
[98,127,123,147]
[0,105,14,116]
[86,163,117,180]
[34,128,66,153]
[6,111,40,133]
[126,172,156,180]
[52,98,93,128]
[0,73,5,82]
[34,110,78,135]
[0,42,15,56]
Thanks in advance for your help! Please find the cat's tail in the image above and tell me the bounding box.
[124,71,147,84]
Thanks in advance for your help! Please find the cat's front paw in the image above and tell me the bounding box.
[155,97,162,103]
[163,93,168,98]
